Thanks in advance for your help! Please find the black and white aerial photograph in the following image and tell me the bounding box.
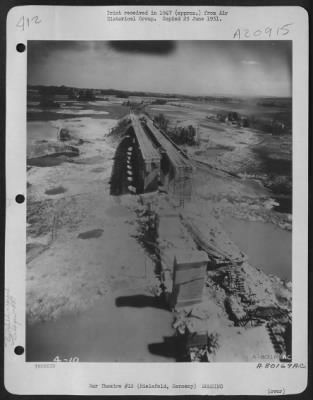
[26,40,292,363]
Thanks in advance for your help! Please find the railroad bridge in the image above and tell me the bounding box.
[110,113,193,201]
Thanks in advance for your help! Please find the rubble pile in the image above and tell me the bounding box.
[134,191,292,362]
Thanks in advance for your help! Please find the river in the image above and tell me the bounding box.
[221,217,291,282]
[26,290,175,362]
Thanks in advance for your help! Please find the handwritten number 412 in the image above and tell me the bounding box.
[16,16,41,31]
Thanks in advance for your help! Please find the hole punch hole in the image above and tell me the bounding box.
[16,43,26,53]
[15,194,25,204]
[14,346,24,355]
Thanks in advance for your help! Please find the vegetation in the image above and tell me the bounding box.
[39,97,60,109]
[78,89,96,101]
[152,99,167,105]
[250,117,290,135]
[170,125,197,145]
[109,118,130,138]
[39,87,60,108]
[216,111,290,134]
[153,113,169,132]
[154,113,196,145]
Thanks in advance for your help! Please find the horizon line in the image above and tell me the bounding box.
[27,84,292,99]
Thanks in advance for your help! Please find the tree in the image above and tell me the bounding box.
[78,89,96,101]
[154,113,169,132]
[39,87,59,108]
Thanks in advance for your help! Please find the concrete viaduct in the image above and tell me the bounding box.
[110,113,193,200]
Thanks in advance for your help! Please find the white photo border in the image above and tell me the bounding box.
[5,5,308,395]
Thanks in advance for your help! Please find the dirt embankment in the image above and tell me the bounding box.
[134,193,291,362]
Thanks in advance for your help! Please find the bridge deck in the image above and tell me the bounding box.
[144,119,191,169]
[130,114,160,163]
